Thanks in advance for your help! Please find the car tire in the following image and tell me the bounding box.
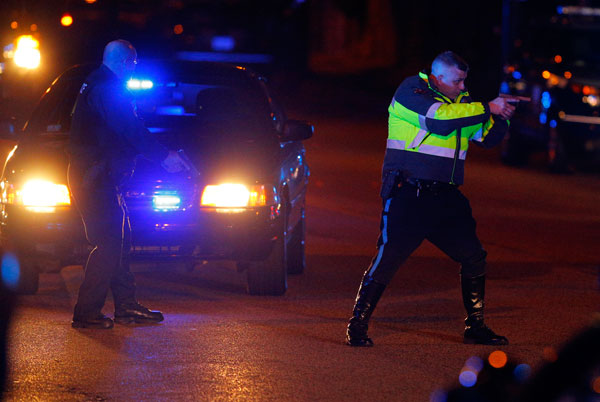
[246,225,288,296]
[286,207,305,275]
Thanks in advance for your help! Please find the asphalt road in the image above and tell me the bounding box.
[3,114,600,401]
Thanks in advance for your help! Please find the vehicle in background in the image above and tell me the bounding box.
[500,2,600,171]
[0,60,313,296]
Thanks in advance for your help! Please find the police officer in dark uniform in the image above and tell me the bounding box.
[68,39,189,329]
[346,51,517,346]
[1,265,14,395]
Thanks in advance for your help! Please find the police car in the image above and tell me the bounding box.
[0,60,312,295]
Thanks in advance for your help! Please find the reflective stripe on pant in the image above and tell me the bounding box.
[365,184,485,285]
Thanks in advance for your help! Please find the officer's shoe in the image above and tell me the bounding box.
[72,314,114,329]
[464,323,508,345]
[114,302,164,324]
[346,320,374,347]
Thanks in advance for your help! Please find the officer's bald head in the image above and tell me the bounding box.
[102,39,137,80]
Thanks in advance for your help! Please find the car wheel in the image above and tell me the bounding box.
[246,223,288,296]
[286,207,305,275]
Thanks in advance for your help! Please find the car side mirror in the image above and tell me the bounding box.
[280,120,313,142]
[0,118,19,140]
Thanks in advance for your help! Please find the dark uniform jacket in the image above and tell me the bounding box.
[69,64,168,188]
[382,71,509,186]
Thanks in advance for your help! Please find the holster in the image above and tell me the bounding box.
[379,169,400,199]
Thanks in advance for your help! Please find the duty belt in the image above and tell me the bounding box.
[402,178,457,197]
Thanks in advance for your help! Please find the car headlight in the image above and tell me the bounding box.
[200,183,275,210]
[13,35,41,70]
[2,179,71,213]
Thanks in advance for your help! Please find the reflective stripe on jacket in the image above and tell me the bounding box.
[382,71,509,185]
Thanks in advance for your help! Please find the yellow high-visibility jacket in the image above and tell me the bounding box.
[383,71,509,185]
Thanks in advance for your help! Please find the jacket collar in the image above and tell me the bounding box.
[418,70,468,103]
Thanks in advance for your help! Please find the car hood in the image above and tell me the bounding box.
[131,137,279,187]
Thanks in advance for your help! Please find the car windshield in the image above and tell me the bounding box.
[25,61,277,146]
[132,81,272,148]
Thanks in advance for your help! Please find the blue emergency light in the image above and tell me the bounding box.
[127,79,154,90]
[152,192,181,211]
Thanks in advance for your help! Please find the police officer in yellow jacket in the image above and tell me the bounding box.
[346,51,516,347]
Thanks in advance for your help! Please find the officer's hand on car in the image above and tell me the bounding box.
[161,150,191,173]
[489,96,517,120]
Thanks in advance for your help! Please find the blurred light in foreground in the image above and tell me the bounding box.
[10,21,18,29]
[1,252,20,289]
[14,35,41,69]
[429,389,447,402]
[593,376,600,394]
[512,71,522,80]
[543,347,558,362]
[549,120,557,128]
[554,54,563,63]
[564,71,572,79]
[464,356,484,373]
[488,350,507,368]
[211,36,235,52]
[30,24,38,31]
[85,0,97,3]
[173,24,183,35]
[61,14,73,27]
[539,112,547,124]
[513,363,531,383]
[542,70,551,79]
[459,370,477,387]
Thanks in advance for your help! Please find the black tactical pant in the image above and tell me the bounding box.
[68,164,136,319]
[365,181,487,285]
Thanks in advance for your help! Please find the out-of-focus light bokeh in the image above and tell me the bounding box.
[1,252,20,290]
[61,13,73,27]
[13,35,41,69]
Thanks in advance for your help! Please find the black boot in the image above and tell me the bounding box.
[72,313,114,329]
[114,302,164,324]
[461,274,508,345]
[346,275,386,347]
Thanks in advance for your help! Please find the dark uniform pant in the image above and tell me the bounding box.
[365,182,487,285]
[67,164,136,319]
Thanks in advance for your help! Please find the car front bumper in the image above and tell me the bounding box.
[0,203,282,264]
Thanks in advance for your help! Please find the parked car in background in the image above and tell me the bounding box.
[500,3,600,171]
[0,60,312,296]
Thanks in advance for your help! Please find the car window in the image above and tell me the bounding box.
[25,77,83,135]
[132,80,276,148]
[258,78,287,132]
[24,62,281,148]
